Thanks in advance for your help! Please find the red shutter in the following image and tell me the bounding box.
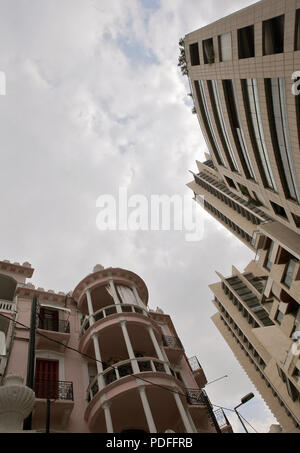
[35,359,59,399]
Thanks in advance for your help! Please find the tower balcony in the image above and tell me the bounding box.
[80,303,149,337]
[87,356,173,403]
[78,309,161,359]
[84,360,201,433]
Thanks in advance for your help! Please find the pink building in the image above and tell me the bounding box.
[0,259,229,433]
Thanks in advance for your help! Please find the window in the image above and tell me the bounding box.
[264,239,274,271]
[242,79,277,191]
[39,307,59,332]
[208,80,240,172]
[276,310,284,325]
[283,257,298,288]
[194,80,226,166]
[238,183,251,198]
[295,9,300,51]
[292,213,300,228]
[189,42,200,66]
[222,79,257,180]
[225,176,237,189]
[270,201,288,219]
[263,15,285,55]
[238,25,255,59]
[265,78,300,203]
[35,359,59,399]
[219,33,232,61]
[202,38,214,64]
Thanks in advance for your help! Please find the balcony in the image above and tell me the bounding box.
[214,408,233,433]
[188,356,207,388]
[33,380,74,430]
[80,303,149,337]
[0,300,15,335]
[34,379,73,400]
[87,357,172,403]
[36,318,70,350]
[38,319,70,333]
[162,335,184,364]
[185,388,207,406]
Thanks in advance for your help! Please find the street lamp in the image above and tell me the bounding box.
[234,392,254,433]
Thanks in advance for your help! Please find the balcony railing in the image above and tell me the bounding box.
[185,388,207,406]
[188,356,202,372]
[0,300,15,313]
[87,357,172,403]
[34,380,74,400]
[162,335,183,349]
[214,408,230,429]
[38,319,70,333]
[80,303,149,336]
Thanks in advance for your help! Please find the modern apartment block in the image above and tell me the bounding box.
[0,259,231,433]
[184,0,300,432]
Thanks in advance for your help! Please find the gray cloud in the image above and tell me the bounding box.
[0,0,276,432]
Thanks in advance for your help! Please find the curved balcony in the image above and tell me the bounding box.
[87,356,172,403]
[80,303,149,337]
[73,267,149,314]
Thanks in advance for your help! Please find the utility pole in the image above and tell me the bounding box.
[23,296,38,430]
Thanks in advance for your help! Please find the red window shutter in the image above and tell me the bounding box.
[35,359,59,399]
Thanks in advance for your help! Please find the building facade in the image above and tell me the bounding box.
[184,0,300,432]
[0,259,229,433]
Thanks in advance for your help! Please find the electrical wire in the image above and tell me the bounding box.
[0,312,259,433]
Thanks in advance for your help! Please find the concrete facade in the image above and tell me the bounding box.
[184,0,300,432]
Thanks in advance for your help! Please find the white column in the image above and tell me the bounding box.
[102,402,114,433]
[148,325,164,361]
[92,335,105,390]
[120,320,139,374]
[138,386,157,433]
[109,279,122,313]
[148,325,172,375]
[186,407,197,433]
[86,288,95,325]
[173,391,194,433]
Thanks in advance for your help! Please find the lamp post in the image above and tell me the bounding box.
[234,392,254,433]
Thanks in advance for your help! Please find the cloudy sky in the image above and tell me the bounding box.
[0,0,277,432]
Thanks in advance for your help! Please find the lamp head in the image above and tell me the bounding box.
[241,392,254,405]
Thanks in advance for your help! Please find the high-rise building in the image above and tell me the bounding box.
[183,0,300,432]
[0,259,230,433]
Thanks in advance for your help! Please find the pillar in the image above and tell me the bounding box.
[138,386,157,433]
[102,402,114,433]
[86,288,95,325]
[120,320,139,374]
[173,391,194,433]
[92,335,105,390]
